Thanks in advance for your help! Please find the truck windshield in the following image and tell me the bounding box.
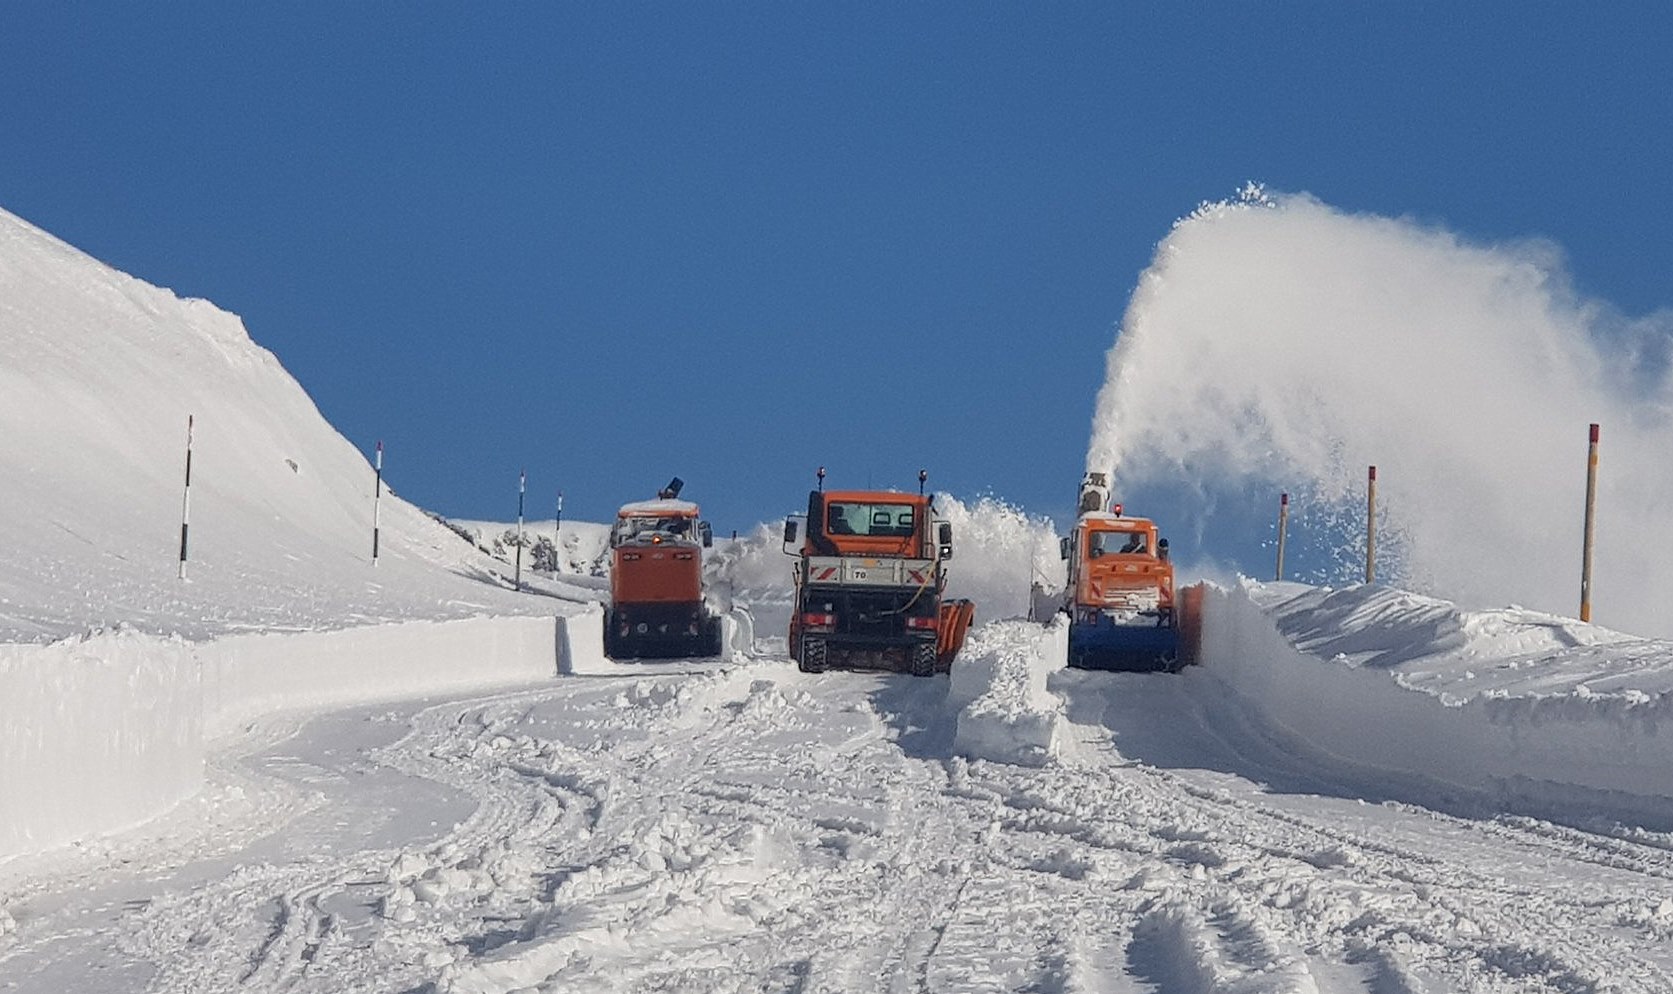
[827,503,916,538]
[1090,530,1147,556]
[615,516,692,543]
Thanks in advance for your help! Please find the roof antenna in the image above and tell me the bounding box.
[918,468,927,495]
[816,466,826,493]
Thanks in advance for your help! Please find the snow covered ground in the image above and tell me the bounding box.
[6,202,1673,991]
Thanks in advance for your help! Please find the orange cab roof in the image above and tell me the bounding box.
[819,490,929,504]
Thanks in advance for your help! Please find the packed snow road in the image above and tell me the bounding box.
[7,655,1673,994]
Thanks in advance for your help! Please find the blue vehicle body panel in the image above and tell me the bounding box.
[1067,614,1180,672]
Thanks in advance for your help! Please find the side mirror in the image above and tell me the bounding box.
[1157,537,1170,562]
[699,521,713,548]
[782,517,802,555]
[1059,536,1070,561]
[938,522,953,545]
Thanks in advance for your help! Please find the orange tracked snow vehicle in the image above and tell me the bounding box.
[1057,472,1203,671]
[604,478,721,659]
[781,470,975,677]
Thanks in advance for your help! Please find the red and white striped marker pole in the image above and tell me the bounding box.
[515,468,526,591]
[1274,492,1289,581]
[555,490,564,570]
[372,440,384,566]
[1581,423,1600,622]
[178,415,194,580]
[1364,466,1378,584]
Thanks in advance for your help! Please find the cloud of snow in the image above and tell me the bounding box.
[1087,186,1673,635]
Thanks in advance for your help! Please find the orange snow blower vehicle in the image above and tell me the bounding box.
[604,477,722,659]
[781,469,975,677]
[1054,472,1204,671]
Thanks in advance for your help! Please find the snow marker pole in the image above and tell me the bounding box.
[178,414,194,580]
[555,490,564,573]
[516,468,526,591]
[372,441,383,566]
[1275,492,1289,581]
[1364,466,1377,584]
[1581,423,1599,622]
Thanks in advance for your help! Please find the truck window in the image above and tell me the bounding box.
[827,503,915,538]
[614,515,691,545]
[1090,530,1147,556]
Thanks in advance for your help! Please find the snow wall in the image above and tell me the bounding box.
[1199,581,1673,825]
[1,614,583,862]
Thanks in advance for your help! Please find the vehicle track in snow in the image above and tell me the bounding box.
[13,650,1673,993]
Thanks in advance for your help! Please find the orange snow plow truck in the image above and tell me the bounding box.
[1054,472,1204,672]
[781,471,975,677]
[604,478,722,660]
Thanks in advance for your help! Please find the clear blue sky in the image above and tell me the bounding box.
[3,5,1670,534]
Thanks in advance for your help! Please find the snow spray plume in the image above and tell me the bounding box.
[1087,186,1673,635]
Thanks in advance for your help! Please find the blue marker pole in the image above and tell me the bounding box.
[516,468,526,591]
[555,490,564,573]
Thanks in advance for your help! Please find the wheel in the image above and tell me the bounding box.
[909,642,936,678]
[702,617,723,658]
[602,610,618,659]
[798,637,827,674]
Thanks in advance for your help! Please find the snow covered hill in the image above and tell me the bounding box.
[0,207,561,643]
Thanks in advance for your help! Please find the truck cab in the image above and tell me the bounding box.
[1057,471,1200,671]
[604,479,720,659]
[782,481,972,677]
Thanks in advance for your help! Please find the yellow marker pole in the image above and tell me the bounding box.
[1274,492,1289,581]
[1364,466,1377,584]
[1581,423,1599,622]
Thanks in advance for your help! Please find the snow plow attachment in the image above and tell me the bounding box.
[1067,582,1205,673]
[936,598,975,671]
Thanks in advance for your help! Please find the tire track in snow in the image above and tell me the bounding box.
[1037,670,1673,993]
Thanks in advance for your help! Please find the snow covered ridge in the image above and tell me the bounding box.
[1204,579,1673,825]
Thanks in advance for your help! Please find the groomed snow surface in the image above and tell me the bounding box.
[7,203,1673,991]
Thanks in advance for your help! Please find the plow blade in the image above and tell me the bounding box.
[1068,622,1182,672]
[936,598,975,670]
[1068,584,1204,673]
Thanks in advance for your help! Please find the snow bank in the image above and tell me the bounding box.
[950,619,1069,766]
[0,631,199,859]
[1200,579,1673,824]
[1,615,565,863]
[201,616,562,739]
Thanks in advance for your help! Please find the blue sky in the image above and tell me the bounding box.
[3,5,1671,538]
